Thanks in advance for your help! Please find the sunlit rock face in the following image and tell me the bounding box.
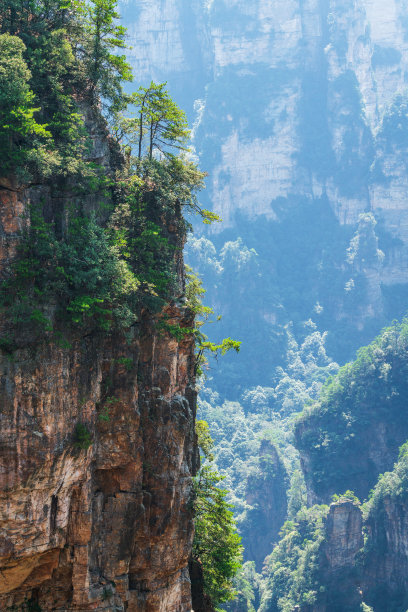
[122,0,408,305]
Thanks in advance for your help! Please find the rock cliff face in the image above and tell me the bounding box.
[363,495,408,611]
[121,0,408,327]
[0,113,198,611]
[315,501,364,611]
[294,479,408,612]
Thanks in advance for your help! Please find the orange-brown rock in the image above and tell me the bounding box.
[0,301,198,611]
[0,136,199,610]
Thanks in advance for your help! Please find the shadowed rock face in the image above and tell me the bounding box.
[0,112,199,611]
[312,501,364,612]
[322,501,364,572]
[296,414,408,506]
[363,496,408,611]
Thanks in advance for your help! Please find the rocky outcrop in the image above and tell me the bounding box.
[313,501,364,611]
[291,501,364,612]
[0,113,199,610]
[361,454,408,612]
[0,311,197,611]
[296,413,407,505]
[276,501,365,612]
[321,501,364,573]
[300,482,408,612]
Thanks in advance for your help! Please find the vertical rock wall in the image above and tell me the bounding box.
[120,0,408,312]
[0,114,199,611]
[0,305,197,611]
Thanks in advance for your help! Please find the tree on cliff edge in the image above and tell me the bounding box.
[193,420,242,607]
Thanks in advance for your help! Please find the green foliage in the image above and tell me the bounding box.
[0,207,140,333]
[0,0,131,178]
[223,561,261,612]
[115,356,133,371]
[195,316,337,576]
[156,316,195,341]
[193,420,242,606]
[193,464,243,606]
[115,81,190,159]
[82,0,132,110]
[0,33,50,171]
[196,419,215,462]
[260,505,329,612]
[331,490,360,505]
[364,446,408,517]
[295,317,408,500]
[185,267,241,377]
[120,138,219,226]
[74,422,93,450]
[98,397,117,422]
[287,469,307,519]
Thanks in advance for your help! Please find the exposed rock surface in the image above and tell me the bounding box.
[0,113,199,611]
[321,501,364,573]
[297,493,408,611]
[0,314,197,611]
[296,413,408,505]
[298,501,364,612]
[121,0,408,324]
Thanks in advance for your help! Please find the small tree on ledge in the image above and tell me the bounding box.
[113,81,190,160]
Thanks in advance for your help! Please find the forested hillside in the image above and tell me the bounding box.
[259,320,408,612]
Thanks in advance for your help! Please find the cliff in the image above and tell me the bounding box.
[295,319,408,504]
[261,456,408,612]
[361,450,408,612]
[0,110,199,611]
[122,0,408,367]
